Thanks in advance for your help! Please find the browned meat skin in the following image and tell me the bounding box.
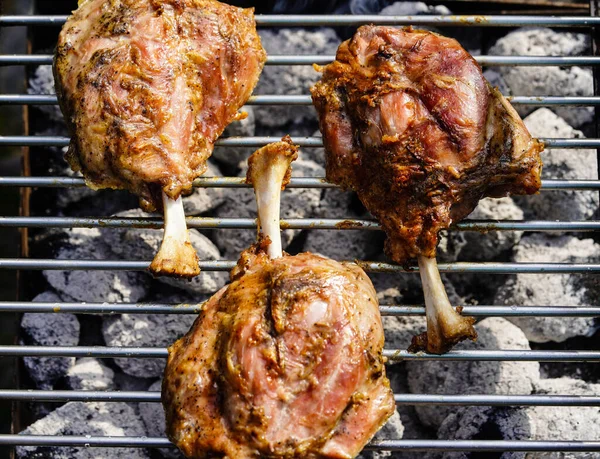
[54,0,266,278]
[163,251,394,459]
[311,26,543,354]
[311,26,542,263]
[163,141,395,459]
[55,0,266,210]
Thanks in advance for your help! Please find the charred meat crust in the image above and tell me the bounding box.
[311,26,543,264]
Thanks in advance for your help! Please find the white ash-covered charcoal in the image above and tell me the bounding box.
[114,371,155,392]
[182,160,226,216]
[304,187,383,260]
[526,378,600,459]
[57,178,138,216]
[101,292,200,379]
[459,197,525,261]
[382,333,436,456]
[44,228,149,303]
[304,226,381,260]
[483,69,511,95]
[495,234,600,343]
[102,306,200,378]
[489,28,593,128]
[433,377,600,459]
[347,0,449,15]
[436,230,467,263]
[212,107,256,169]
[371,252,470,309]
[297,130,326,166]
[55,166,97,210]
[372,250,474,313]
[101,209,228,295]
[382,315,427,353]
[28,65,64,122]
[66,358,115,391]
[313,186,364,219]
[384,362,437,459]
[254,28,339,130]
[519,109,598,221]
[140,380,184,459]
[406,318,540,429]
[431,406,532,459]
[213,157,323,259]
[16,402,149,459]
[21,291,80,390]
[379,287,427,352]
[377,1,450,15]
[356,410,405,459]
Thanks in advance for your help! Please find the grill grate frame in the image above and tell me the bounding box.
[0,11,598,455]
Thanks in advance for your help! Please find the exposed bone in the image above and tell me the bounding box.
[149,192,200,278]
[247,138,298,259]
[410,255,477,354]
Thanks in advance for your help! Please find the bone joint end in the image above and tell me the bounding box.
[411,255,477,354]
[247,136,299,259]
[149,192,200,278]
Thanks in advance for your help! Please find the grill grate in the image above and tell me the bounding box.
[0,11,599,455]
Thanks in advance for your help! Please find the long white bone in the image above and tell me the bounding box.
[149,192,199,278]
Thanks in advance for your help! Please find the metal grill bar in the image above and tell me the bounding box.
[1,436,600,452]
[4,94,600,107]
[2,436,600,452]
[1,259,599,273]
[0,176,335,188]
[1,135,599,148]
[1,302,598,317]
[4,54,600,67]
[1,216,599,232]
[1,346,599,361]
[4,14,600,27]
[0,390,598,406]
[379,306,600,317]
[0,94,314,106]
[0,177,597,190]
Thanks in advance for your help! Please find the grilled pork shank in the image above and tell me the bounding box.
[311,26,543,354]
[54,0,266,277]
[163,139,395,459]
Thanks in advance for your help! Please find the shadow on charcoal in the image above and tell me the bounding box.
[532,329,600,384]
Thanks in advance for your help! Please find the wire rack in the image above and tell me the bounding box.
[0,11,600,456]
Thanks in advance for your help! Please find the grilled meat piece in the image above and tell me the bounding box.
[54,0,266,277]
[163,139,395,459]
[311,26,543,353]
[312,26,542,263]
